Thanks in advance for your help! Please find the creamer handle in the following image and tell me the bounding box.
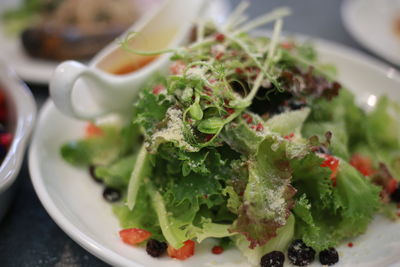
[50,60,90,119]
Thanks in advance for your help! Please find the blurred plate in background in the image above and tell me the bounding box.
[341,0,400,66]
[0,0,230,84]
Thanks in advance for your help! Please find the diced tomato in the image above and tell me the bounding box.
[170,61,186,75]
[152,84,165,95]
[349,154,376,176]
[320,154,340,186]
[85,123,103,138]
[168,240,195,260]
[119,228,152,246]
[212,245,224,255]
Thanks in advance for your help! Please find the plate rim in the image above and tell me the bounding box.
[29,33,400,267]
[341,0,400,66]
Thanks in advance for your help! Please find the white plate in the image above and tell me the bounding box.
[29,36,400,267]
[0,0,230,84]
[341,0,400,66]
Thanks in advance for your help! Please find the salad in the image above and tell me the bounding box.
[60,3,400,267]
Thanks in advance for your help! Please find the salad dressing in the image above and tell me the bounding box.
[112,56,158,75]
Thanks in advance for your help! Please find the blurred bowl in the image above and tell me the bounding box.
[0,60,36,222]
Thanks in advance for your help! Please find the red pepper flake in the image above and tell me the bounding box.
[203,194,208,199]
[250,125,256,130]
[152,84,165,95]
[280,41,295,50]
[238,191,244,197]
[242,113,253,124]
[256,122,264,132]
[212,246,224,255]
[347,242,353,248]
[209,78,217,84]
[215,52,224,60]
[170,60,186,75]
[235,68,243,74]
[215,33,225,42]
[225,108,235,115]
[284,133,295,140]
[0,133,12,147]
[205,134,214,142]
[204,86,213,92]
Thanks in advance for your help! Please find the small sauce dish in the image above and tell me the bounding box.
[0,60,36,222]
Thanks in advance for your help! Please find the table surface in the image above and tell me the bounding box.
[0,0,397,266]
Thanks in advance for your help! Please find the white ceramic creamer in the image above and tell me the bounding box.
[50,0,205,120]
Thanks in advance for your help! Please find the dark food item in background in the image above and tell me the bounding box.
[319,247,339,266]
[102,187,121,202]
[260,251,285,267]
[21,0,139,61]
[288,239,316,266]
[146,239,168,257]
[390,184,400,202]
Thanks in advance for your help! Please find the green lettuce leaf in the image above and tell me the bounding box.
[94,154,137,189]
[61,123,139,166]
[292,154,380,251]
[230,134,300,248]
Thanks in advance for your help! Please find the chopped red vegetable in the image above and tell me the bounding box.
[284,133,295,140]
[167,240,195,260]
[152,84,165,95]
[215,33,225,42]
[212,245,224,255]
[320,154,340,186]
[170,60,186,75]
[350,154,376,176]
[119,228,152,246]
[85,123,103,138]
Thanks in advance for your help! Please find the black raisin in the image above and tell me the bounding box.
[146,239,167,257]
[288,239,315,266]
[390,185,400,202]
[103,187,121,202]
[260,251,285,267]
[89,165,103,184]
[319,247,339,265]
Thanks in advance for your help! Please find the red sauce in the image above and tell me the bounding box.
[112,56,157,75]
